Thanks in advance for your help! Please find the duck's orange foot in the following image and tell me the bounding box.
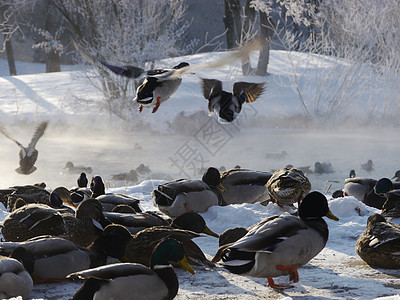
[138,105,143,113]
[152,97,161,113]
[276,264,299,283]
[267,278,293,290]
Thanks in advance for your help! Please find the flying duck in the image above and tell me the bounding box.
[0,121,48,174]
[200,78,266,123]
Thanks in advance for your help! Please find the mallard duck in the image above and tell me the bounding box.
[2,184,50,211]
[170,212,219,238]
[1,203,68,242]
[266,167,311,208]
[111,169,138,183]
[64,161,92,174]
[0,121,47,174]
[89,175,142,212]
[356,213,400,269]
[62,198,110,247]
[217,168,272,205]
[0,229,132,283]
[200,78,266,123]
[152,167,225,217]
[104,224,213,268]
[214,191,338,289]
[103,211,170,234]
[0,250,33,299]
[314,161,334,174]
[68,238,195,300]
[374,178,400,220]
[97,59,190,113]
[49,188,75,214]
[342,177,386,209]
[361,159,374,172]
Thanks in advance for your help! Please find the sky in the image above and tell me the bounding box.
[0,49,400,299]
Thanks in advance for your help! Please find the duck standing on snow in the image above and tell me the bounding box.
[214,191,338,289]
[152,167,226,217]
[356,213,400,269]
[68,238,195,300]
[266,167,311,208]
[200,78,266,123]
[0,121,47,174]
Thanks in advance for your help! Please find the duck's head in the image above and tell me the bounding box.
[374,178,393,195]
[171,212,219,238]
[90,176,105,197]
[202,167,226,192]
[150,238,195,275]
[89,226,133,261]
[172,62,189,69]
[75,198,107,227]
[50,187,72,208]
[349,169,356,178]
[298,191,339,221]
[367,213,386,226]
[102,224,133,261]
[9,247,35,275]
[392,170,400,182]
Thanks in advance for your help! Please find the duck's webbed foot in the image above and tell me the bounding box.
[276,264,299,283]
[138,105,143,113]
[152,97,161,113]
[267,278,293,290]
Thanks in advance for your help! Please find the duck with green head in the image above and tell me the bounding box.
[68,238,195,300]
[213,191,339,289]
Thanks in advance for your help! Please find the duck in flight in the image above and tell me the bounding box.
[200,78,266,123]
[0,121,48,174]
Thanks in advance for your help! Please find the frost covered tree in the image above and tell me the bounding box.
[0,1,19,75]
[252,0,400,121]
[223,0,275,76]
[49,0,192,120]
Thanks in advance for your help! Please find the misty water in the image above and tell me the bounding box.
[0,122,397,195]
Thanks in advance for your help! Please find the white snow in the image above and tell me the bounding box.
[0,49,400,299]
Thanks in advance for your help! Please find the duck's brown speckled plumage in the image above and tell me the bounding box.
[267,167,311,207]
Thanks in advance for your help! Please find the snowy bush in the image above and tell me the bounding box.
[252,0,400,121]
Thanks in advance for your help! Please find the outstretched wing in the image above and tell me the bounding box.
[233,82,266,103]
[98,60,145,79]
[71,38,144,79]
[0,124,24,150]
[27,121,48,150]
[200,78,223,100]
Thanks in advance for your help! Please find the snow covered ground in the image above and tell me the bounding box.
[0,49,400,299]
